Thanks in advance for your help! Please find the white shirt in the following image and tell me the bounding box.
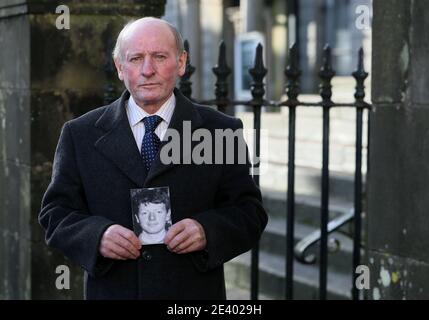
[126,93,176,153]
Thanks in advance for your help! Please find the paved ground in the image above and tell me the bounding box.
[226,283,274,300]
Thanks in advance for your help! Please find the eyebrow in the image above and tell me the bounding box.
[127,50,170,57]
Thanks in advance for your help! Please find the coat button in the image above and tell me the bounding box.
[142,250,152,261]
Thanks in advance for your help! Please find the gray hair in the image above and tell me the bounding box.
[112,17,185,62]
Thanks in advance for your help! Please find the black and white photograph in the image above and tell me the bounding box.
[131,187,172,245]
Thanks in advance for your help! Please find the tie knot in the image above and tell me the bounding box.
[142,115,162,132]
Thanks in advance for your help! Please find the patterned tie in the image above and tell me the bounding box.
[141,115,163,172]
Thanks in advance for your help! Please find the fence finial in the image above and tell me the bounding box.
[352,47,369,104]
[212,41,231,111]
[284,43,301,103]
[249,43,267,103]
[179,39,196,99]
[318,44,335,106]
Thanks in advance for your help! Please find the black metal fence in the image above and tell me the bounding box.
[178,40,371,300]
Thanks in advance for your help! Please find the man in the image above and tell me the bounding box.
[134,188,172,245]
[39,17,267,299]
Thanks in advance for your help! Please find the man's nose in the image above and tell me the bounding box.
[149,211,156,221]
[141,58,155,77]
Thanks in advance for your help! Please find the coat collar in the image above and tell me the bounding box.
[94,88,204,187]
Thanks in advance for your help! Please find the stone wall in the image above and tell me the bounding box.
[368,0,429,299]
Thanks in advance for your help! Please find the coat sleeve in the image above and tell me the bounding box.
[191,118,268,272]
[39,122,115,277]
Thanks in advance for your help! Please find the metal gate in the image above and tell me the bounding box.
[178,40,371,300]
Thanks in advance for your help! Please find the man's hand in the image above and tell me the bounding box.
[99,224,142,260]
[164,218,207,254]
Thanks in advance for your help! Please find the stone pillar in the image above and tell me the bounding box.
[223,3,239,116]
[270,0,287,100]
[0,2,31,299]
[0,0,166,300]
[298,0,319,93]
[200,0,224,101]
[178,0,201,100]
[241,0,264,33]
[368,0,429,300]
[163,0,202,99]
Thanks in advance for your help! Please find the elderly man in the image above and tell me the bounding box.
[39,17,267,299]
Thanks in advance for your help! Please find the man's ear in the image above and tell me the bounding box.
[177,51,187,77]
[114,58,124,81]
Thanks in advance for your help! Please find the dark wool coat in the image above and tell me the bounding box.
[39,88,268,300]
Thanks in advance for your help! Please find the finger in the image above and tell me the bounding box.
[176,233,206,254]
[164,221,186,245]
[105,249,127,260]
[176,245,196,254]
[101,246,127,260]
[116,227,142,250]
[129,235,142,250]
[109,242,137,260]
[116,231,141,255]
[167,230,191,251]
[172,236,195,253]
[114,234,141,258]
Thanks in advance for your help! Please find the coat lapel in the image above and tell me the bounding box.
[144,88,204,185]
[94,90,147,187]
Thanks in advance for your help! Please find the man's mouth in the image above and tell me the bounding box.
[140,83,159,87]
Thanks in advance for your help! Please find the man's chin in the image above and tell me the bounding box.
[133,93,162,106]
[145,228,163,234]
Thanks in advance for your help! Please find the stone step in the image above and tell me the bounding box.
[261,188,354,225]
[263,134,368,176]
[224,190,359,300]
[260,164,363,203]
[225,283,275,300]
[225,250,352,300]
[260,216,355,275]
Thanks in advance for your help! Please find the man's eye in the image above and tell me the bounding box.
[130,57,141,62]
[155,55,166,60]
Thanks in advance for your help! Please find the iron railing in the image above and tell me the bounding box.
[180,39,370,300]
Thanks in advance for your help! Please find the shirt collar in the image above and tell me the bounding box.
[127,93,176,127]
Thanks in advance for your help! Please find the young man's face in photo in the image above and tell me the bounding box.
[138,202,168,234]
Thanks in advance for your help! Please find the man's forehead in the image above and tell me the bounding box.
[142,202,165,207]
[124,21,175,47]
[126,47,171,56]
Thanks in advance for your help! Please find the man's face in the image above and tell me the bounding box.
[114,20,187,110]
[138,202,169,234]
